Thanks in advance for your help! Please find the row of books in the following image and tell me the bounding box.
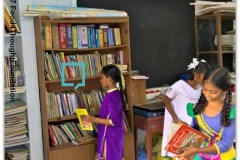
[49,114,130,146]
[4,3,20,33]
[43,23,122,49]
[44,50,124,80]
[46,90,105,118]
[4,56,25,88]
[5,99,28,148]
[48,122,98,146]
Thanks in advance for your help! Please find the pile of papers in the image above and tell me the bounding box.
[23,5,128,18]
[131,75,149,80]
[214,30,235,51]
[190,1,235,16]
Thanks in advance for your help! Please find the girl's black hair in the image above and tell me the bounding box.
[193,67,232,127]
[187,62,211,80]
[101,64,124,108]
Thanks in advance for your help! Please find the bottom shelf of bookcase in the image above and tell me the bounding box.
[49,142,96,160]
[48,132,135,160]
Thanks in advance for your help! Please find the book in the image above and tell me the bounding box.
[76,109,93,131]
[45,23,52,49]
[4,3,20,33]
[164,123,207,155]
[71,138,83,145]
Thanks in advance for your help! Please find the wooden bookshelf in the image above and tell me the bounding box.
[34,16,135,160]
[195,11,235,69]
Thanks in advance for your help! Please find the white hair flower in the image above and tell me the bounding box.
[187,58,199,71]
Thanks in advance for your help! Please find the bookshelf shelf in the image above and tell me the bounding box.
[41,17,128,24]
[49,139,97,151]
[195,11,235,70]
[197,50,235,54]
[48,111,99,122]
[4,86,26,94]
[45,72,131,84]
[34,16,135,160]
[195,12,235,20]
[4,33,22,38]
[43,45,128,52]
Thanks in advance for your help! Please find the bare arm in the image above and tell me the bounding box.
[82,115,113,126]
[176,145,217,159]
[164,96,180,123]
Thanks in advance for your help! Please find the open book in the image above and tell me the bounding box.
[76,109,93,131]
[164,123,207,154]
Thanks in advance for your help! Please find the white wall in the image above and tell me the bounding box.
[18,1,44,159]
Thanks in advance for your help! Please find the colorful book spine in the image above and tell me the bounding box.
[103,28,108,47]
[95,28,100,48]
[108,28,115,46]
[98,28,104,48]
[72,25,78,49]
[45,22,52,49]
[80,26,88,48]
[87,26,92,48]
[91,26,96,48]
[66,24,73,49]
[52,23,59,49]
[58,24,67,49]
[77,25,82,49]
[114,28,122,46]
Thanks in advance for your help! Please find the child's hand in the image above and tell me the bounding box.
[173,118,182,124]
[180,121,189,126]
[175,147,196,160]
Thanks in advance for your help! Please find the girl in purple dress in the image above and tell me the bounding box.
[82,64,125,160]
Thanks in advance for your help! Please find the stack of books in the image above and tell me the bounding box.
[5,99,29,148]
[5,145,29,160]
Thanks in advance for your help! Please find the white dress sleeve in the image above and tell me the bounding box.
[165,88,178,99]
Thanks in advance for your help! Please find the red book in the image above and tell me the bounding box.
[48,125,57,146]
[164,124,207,154]
[58,24,67,49]
[64,56,73,78]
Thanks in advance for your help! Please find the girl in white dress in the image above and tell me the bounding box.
[161,58,210,157]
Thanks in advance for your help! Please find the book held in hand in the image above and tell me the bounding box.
[76,109,93,131]
[164,123,207,154]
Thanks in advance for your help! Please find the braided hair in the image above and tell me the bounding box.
[101,64,125,109]
[193,67,232,127]
[187,62,211,80]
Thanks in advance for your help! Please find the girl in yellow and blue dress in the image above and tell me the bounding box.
[176,67,236,160]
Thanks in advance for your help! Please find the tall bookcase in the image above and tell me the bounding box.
[34,16,135,160]
[195,11,235,71]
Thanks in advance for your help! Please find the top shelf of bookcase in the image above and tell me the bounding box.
[43,45,128,52]
[195,12,235,20]
[40,17,129,24]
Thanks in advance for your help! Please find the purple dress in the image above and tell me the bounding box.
[96,90,124,160]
